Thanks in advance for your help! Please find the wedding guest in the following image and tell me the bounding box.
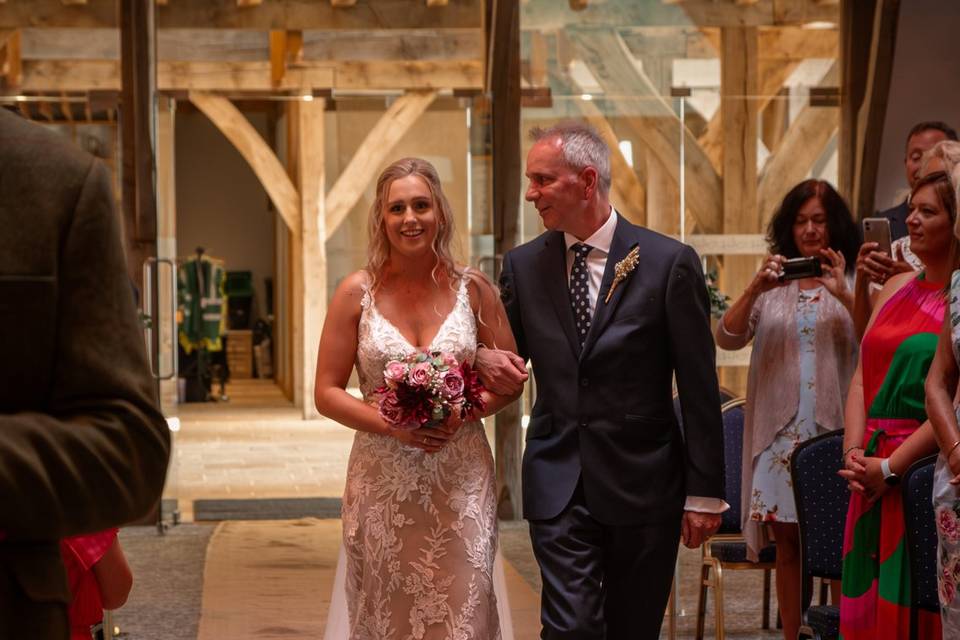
[923,163,960,637]
[853,123,959,338]
[0,107,169,636]
[838,171,958,639]
[715,179,859,640]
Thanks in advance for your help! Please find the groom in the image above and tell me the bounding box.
[478,122,725,639]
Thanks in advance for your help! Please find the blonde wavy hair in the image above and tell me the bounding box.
[365,157,462,290]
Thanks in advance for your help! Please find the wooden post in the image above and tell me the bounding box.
[293,98,326,420]
[119,0,157,285]
[489,0,522,521]
[719,26,759,396]
[646,154,679,235]
[156,95,178,412]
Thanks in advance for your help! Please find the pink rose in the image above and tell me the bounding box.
[383,361,408,389]
[440,370,465,400]
[409,362,434,387]
[378,391,410,428]
[938,507,960,543]
[942,565,958,606]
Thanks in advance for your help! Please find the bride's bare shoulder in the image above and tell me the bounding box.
[331,270,371,312]
[460,266,499,309]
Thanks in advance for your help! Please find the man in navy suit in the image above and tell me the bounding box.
[478,122,725,639]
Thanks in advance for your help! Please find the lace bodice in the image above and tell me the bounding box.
[356,276,477,399]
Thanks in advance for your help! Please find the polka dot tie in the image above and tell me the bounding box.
[569,243,593,347]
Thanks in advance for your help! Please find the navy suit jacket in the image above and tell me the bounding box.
[500,214,725,525]
[877,200,909,241]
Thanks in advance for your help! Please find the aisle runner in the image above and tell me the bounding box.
[197,518,339,640]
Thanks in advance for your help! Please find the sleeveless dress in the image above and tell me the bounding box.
[325,276,506,640]
[933,269,960,636]
[749,287,823,524]
[840,274,944,640]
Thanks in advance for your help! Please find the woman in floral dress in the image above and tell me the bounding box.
[922,162,960,637]
[716,180,859,640]
[839,171,960,640]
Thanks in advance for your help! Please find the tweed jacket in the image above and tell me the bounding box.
[0,108,170,637]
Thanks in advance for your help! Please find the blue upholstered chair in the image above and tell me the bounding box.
[902,455,939,640]
[695,397,776,640]
[791,430,845,640]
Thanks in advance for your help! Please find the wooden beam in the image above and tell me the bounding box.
[488,0,522,521]
[3,28,20,87]
[269,29,285,87]
[756,63,839,221]
[721,26,759,236]
[330,0,357,5]
[569,0,589,10]
[567,28,723,233]
[426,0,449,5]
[851,0,899,220]
[701,26,837,60]
[0,0,485,29]
[292,98,326,419]
[698,58,799,173]
[324,90,436,237]
[522,0,837,28]
[20,59,483,91]
[189,91,301,234]
[119,0,159,381]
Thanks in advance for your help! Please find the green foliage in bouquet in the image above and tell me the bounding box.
[705,269,729,319]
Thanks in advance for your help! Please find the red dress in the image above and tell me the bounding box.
[60,529,117,640]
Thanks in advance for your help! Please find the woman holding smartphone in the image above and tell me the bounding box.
[838,170,960,639]
[716,179,859,640]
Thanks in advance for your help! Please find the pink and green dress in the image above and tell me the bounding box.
[840,274,944,639]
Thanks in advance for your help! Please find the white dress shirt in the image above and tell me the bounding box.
[564,208,728,515]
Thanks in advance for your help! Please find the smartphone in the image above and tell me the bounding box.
[779,256,823,282]
[862,217,892,256]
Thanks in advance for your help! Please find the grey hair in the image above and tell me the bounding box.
[529,121,611,195]
[921,140,960,177]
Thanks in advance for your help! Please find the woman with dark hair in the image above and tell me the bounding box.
[838,171,959,639]
[715,179,858,640]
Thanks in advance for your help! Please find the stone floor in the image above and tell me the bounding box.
[144,379,788,639]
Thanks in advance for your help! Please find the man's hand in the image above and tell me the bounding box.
[681,511,721,548]
[474,346,528,396]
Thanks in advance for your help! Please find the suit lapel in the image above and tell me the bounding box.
[538,231,581,359]
[581,216,636,359]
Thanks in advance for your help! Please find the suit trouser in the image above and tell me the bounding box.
[529,480,681,640]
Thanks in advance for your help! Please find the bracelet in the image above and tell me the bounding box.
[842,445,864,463]
[948,439,960,458]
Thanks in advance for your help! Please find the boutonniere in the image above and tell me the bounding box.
[604,244,640,304]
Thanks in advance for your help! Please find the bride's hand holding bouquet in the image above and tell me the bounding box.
[375,350,485,453]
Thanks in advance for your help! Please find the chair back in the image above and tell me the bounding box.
[790,430,845,605]
[718,398,746,535]
[902,455,939,615]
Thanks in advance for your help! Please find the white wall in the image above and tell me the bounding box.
[874,0,960,211]
[175,110,275,325]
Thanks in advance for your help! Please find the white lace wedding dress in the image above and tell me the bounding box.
[323,276,513,640]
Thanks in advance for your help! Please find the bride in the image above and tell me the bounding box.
[314,157,521,639]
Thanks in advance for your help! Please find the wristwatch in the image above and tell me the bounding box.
[880,458,900,486]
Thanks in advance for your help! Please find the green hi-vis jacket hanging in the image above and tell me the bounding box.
[178,256,226,353]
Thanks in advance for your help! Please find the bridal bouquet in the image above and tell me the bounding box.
[375,351,486,430]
